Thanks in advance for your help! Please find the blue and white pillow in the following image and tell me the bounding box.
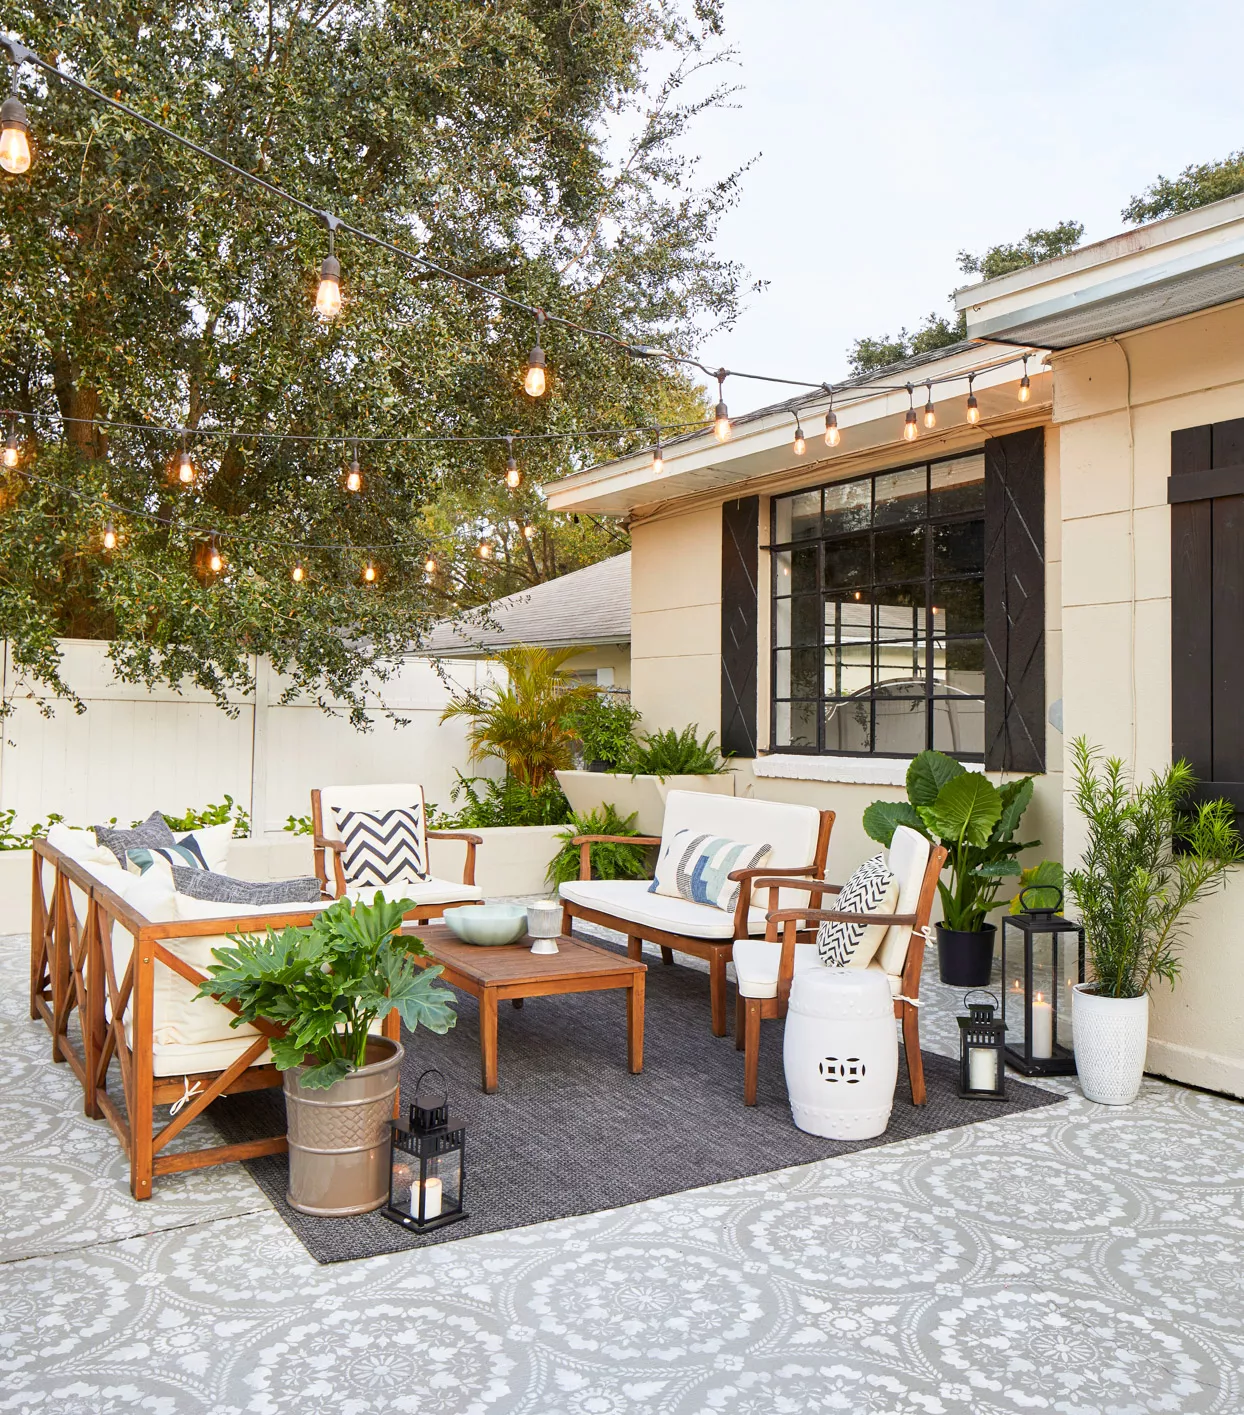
[649,830,772,914]
[816,854,899,968]
[126,842,210,878]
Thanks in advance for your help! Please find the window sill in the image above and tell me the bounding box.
[753,754,985,787]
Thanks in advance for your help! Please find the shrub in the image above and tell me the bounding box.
[284,813,314,836]
[435,772,572,829]
[563,690,642,770]
[0,809,65,850]
[163,795,251,839]
[546,804,651,887]
[630,724,726,776]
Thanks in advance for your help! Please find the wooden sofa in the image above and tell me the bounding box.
[560,790,834,1036]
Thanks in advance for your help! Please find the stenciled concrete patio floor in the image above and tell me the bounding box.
[2,923,1243,1415]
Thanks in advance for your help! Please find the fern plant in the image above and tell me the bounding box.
[546,805,652,887]
[436,771,572,828]
[1065,738,1242,998]
[630,724,725,776]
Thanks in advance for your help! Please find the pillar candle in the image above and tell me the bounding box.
[968,1046,998,1092]
[1031,994,1053,1059]
[412,1175,443,1220]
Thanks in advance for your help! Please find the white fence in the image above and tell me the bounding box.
[0,639,498,835]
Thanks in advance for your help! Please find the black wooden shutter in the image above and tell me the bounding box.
[984,427,1046,773]
[721,495,759,757]
[1170,416,1244,810]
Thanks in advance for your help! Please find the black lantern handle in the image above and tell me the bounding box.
[1020,885,1064,914]
[413,1068,449,1107]
[963,988,999,1009]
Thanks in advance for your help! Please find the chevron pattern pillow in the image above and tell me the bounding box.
[333,805,429,888]
[816,854,900,968]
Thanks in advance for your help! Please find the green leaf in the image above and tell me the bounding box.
[862,800,926,846]
[906,750,965,808]
[995,777,1035,843]
[297,1057,352,1090]
[923,773,1003,848]
[1010,859,1065,913]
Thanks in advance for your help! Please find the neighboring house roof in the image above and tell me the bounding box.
[421,553,631,657]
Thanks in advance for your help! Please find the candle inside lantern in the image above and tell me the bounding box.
[412,1175,443,1220]
[1031,993,1053,1059]
[967,1045,998,1093]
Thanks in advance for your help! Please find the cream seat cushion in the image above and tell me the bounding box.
[560,879,767,939]
[732,939,902,1001]
[346,878,483,907]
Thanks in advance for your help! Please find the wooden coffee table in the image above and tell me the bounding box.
[402,924,646,1093]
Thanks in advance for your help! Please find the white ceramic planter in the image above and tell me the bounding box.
[555,770,735,835]
[1072,983,1149,1105]
[0,849,32,934]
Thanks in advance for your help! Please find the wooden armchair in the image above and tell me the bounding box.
[732,829,947,1107]
[311,785,484,923]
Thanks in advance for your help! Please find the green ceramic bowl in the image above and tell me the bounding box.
[442,904,529,946]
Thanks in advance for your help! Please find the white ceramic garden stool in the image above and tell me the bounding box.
[783,966,898,1140]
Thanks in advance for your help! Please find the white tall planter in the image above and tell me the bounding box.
[1072,984,1149,1105]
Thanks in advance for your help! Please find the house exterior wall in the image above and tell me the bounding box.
[627,432,1064,890]
[560,644,631,690]
[1052,296,1244,1099]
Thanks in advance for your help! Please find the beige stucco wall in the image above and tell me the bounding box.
[1052,297,1244,1099]
[628,430,1064,904]
[561,644,631,690]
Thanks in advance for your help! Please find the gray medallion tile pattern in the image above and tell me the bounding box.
[2,927,1244,1413]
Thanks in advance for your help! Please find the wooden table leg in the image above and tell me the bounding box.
[479,987,499,1093]
[627,972,645,1073]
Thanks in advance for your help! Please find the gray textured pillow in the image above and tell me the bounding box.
[170,867,322,907]
[94,810,177,865]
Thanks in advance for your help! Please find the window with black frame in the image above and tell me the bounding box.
[771,454,986,758]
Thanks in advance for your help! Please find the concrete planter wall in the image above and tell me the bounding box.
[556,770,735,835]
[0,850,31,934]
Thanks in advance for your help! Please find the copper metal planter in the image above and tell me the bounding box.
[283,1036,403,1216]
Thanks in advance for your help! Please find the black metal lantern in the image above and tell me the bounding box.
[381,1069,468,1234]
[1001,888,1085,1076]
[957,990,1007,1100]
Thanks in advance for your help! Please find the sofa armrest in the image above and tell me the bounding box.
[572,834,661,882]
[762,906,916,942]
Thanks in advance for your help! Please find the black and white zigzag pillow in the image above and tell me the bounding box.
[816,854,897,967]
[334,806,429,888]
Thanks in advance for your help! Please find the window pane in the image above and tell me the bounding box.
[874,465,927,527]
[790,596,820,646]
[875,527,925,582]
[937,638,985,694]
[932,519,984,576]
[824,697,873,753]
[775,647,821,699]
[774,700,818,749]
[825,642,874,697]
[775,491,820,542]
[822,537,869,589]
[774,597,791,649]
[931,454,985,516]
[823,478,871,535]
[773,550,791,596]
[791,545,818,595]
[874,683,931,756]
[933,697,985,756]
[934,579,985,635]
[823,595,872,698]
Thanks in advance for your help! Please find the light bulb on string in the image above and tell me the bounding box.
[793,417,806,456]
[176,430,195,485]
[1018,355,1031,403]
[966,374,980,424]
[362,561,377,583]
[523,523,537,540]
[713,369,731,442]
[291,562,305,583]
[207,537,223,575]
[923,381,936,429]
[423,555,437,575]
[824,396,840,448]
[652,432,663,475]
[315,219,342,319]
[903,384,919,442]
[478,538,492,560]
[524,311,547,397]
[102,523,118,551]
[345,440,362,493]
[3,417,18,468]
[0,63,32,176]
[505,436,521,489]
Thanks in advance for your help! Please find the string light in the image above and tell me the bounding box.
[362,561,377,583]
[504,436,521,489]
[345,440,362,493]
[824,400,840,448]
[207,537,223,574]
[0,59,31,175]
[903,384,919,442]
[652,433,663,475]
[1018,355,1031,402]
[793,417,806,456]
[524,311,547,398]
[316,220,342,319]
[176,430,195,485]
[713,370,731,442]
[291,562,305,582]
[102,523,118,551]
[966,373,980,424]
[923,381,936,430]
[423,555,437,574]
[478,538,492,559]
[523,523,537,540]
[3,417,18,467]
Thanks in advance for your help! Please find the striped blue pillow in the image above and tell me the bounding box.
[126,842,209,877]
[649,830,772,913]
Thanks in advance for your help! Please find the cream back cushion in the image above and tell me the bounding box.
[874,826,933,977]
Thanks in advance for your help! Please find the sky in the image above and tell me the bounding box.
[686,0,1244,413]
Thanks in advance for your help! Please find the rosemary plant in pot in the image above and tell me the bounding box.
[1065,738,1241,1106]
[864,750,1044,987]
[199,894,457,1216]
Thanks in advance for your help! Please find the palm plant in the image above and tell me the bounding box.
[439,645,595,790]
[1065,738,1242,998]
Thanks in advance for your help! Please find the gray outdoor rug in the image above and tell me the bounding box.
[212,942,1063,1264]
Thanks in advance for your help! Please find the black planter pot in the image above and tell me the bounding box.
[936,922,996,987]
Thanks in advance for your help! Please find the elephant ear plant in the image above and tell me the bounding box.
[198,893,457,1089]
